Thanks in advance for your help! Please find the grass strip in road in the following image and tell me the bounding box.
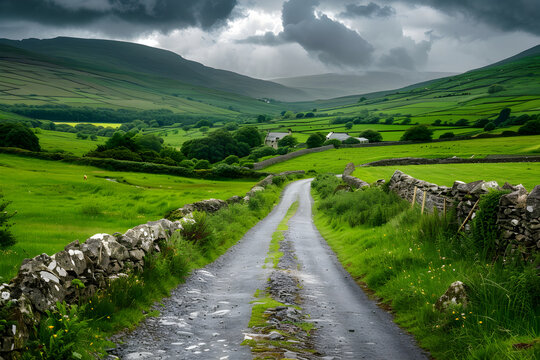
[265,200,299,269]
[311,176,539,360]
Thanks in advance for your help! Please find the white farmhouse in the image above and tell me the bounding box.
[326,132,369,143]
[265,130,292,149]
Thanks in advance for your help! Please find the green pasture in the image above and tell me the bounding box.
[0,154,255,280]
[354,163,539,190]
[37,129,106,155]
[263,135,540,173]
[53,122,122,128]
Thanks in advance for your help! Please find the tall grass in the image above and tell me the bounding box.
[311,174,539,359]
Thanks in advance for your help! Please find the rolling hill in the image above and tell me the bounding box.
[0,42,287,117]
[0,37,307,102]
[272,71,456,100]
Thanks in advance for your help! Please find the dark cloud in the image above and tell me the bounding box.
[0,0,237,34]
[398,0,540,35]
[378,39,432,70]
[239,0,374,67]
[340,2,395,18]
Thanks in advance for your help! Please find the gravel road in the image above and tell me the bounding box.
[111,179,428,360]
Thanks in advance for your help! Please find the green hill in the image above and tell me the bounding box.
[287,45,540,123]
[0,37,307,101]
[0,41,286,118]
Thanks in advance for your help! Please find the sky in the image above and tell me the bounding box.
[1,0,539,79]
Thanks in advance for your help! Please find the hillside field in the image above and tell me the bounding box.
[353,163,539,190]
[0,154,255,280]
[263,135,540,174]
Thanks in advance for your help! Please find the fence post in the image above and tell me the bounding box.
[421,191,427,214]
[411,186,418,208]
[443,198,446,216]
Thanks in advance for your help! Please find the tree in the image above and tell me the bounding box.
[0,193,16,248]
[400,125,433,141]
[488,84,504,94]
[0,122,41,151]
[277,135,298,148]
[194,119,212,128]
[455,118,469,126]
[134,134,163,152]
[342,137,360,144]
[225,122,239,131]
[305,112,315,118]
[256,114,268,123]
[359,129,382,143]
[484,122,496,131]
[401,118,411,125]
[518,120,540,135]
[345,121,353,130]
[199,126,209,133]
[296,113,304,119]
[431,119,442,126]
[384,117,394,125]
[473,118,490,128]
[234,126,262,148]
[306,133,326,148]
[494,108,511,126]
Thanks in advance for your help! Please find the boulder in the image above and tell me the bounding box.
[526,185,540,218]
[226,195,243,204]
[342,175,369,189]
[434,281,468,312]
[256,175,274,187]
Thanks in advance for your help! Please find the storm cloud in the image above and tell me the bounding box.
[341,2,395,18]
[239,0,374,67]
[397,0,540,35]
[0,0,238,34]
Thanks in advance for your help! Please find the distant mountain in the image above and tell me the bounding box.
[272,71,457,100]
[0,37,307,102]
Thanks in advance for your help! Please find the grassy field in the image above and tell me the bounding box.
[354,163,540,190]
[263,135,540,173]
[37,129,107,155]
[0,154,255,280]
[53,122,122,128]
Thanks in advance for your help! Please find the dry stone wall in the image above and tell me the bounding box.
[342,163,539,261]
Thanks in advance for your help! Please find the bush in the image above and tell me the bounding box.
[249,146,276,160]
[358,129,382,142]
[272,175,286,186]
[277,135,297,148]
[400,125,433,141]
[311,173,341,199]
[483,122,496,131]
[179,159,195,168]
[276,146,289,155]
[194,159,211,169]
[0,193,16,248]
[439,132,455,139]
[518,119,540,135]
[323,139,341,148]
[223,155,240,165]
[473,118,490,128]
[180,211,214,246]
[342,137,360,145]
[306,133,326,148]
[501,130,518,137]
[0,122,41,151]
[470,190,508,260]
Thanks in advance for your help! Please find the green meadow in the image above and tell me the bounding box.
[37,129,107,155]
[53,122,122,128]
[0,154,255,280]
[354,163,540,190]
[263,135,540,173]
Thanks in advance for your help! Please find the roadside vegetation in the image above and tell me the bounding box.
[311,174,539,359]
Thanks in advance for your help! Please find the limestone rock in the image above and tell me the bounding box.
[343,162,355,176]
[526,185,540,218]
[434,281,468,312]
[342,175,369,189]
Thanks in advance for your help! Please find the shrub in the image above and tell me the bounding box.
[439,132,455,139]
[400,125,433,141]
[250,146,276,160]
[306,133,326,148]
[311,173,341,199]
[0,122,41,151]
[323,139,341,148]
[501,130,518,137]
[483,122,496,131]
[342,137,360,144]
[179,159,195,168]
[277,135,297,148]
[0,193,16,248]
[180,211,214,246]
[194,159,211,169]
[272,175,286,186]
[473,118,490,128]
[358,129,382,142]
[518,119,540,135]
[276,146,289,155]
[487,84,504,94]
[223,155,240,165]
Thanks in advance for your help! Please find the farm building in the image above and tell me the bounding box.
[265,130,292,149]
[326,132,369,143]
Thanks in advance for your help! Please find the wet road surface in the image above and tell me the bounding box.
[112,179,428,359]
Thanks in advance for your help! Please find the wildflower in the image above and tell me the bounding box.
[48,326,54,329]
[455,318,459,321]
[384,234,387,237]
[107,316,110,319]
[478,321,482,324]
[65,330,68,333]
[435,325,440,328]
[53,334,57,338]
[388,267,392,269]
